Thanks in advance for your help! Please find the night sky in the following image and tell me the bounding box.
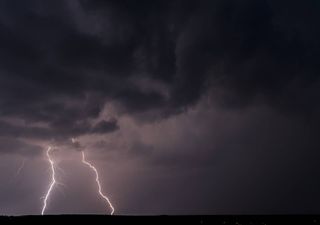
[0,0,320,215]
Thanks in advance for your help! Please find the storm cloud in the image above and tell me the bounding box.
[0,0,320,215]
[0,0,319,148]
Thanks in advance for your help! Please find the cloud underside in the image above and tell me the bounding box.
[0,0,319,154]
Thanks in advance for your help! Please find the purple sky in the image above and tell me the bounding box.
[0,0,320,215]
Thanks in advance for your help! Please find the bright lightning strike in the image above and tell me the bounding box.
[81,151,115,215]
[41,146,57,215]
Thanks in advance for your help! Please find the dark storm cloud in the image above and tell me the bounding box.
[91,119,119,134]
[172,0,320,111]
[0,118,118,145]
[0,0,319,149]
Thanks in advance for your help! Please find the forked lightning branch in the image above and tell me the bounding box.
[41,146,114,215]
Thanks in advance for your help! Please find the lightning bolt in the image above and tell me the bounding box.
[81,151,115,215]
[10,158,26,184]
[41,146,57,215]
[14,159,26,178]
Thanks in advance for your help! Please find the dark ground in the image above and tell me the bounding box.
[1,215,320,225]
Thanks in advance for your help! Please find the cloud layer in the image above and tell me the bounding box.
[0,0,319,152]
